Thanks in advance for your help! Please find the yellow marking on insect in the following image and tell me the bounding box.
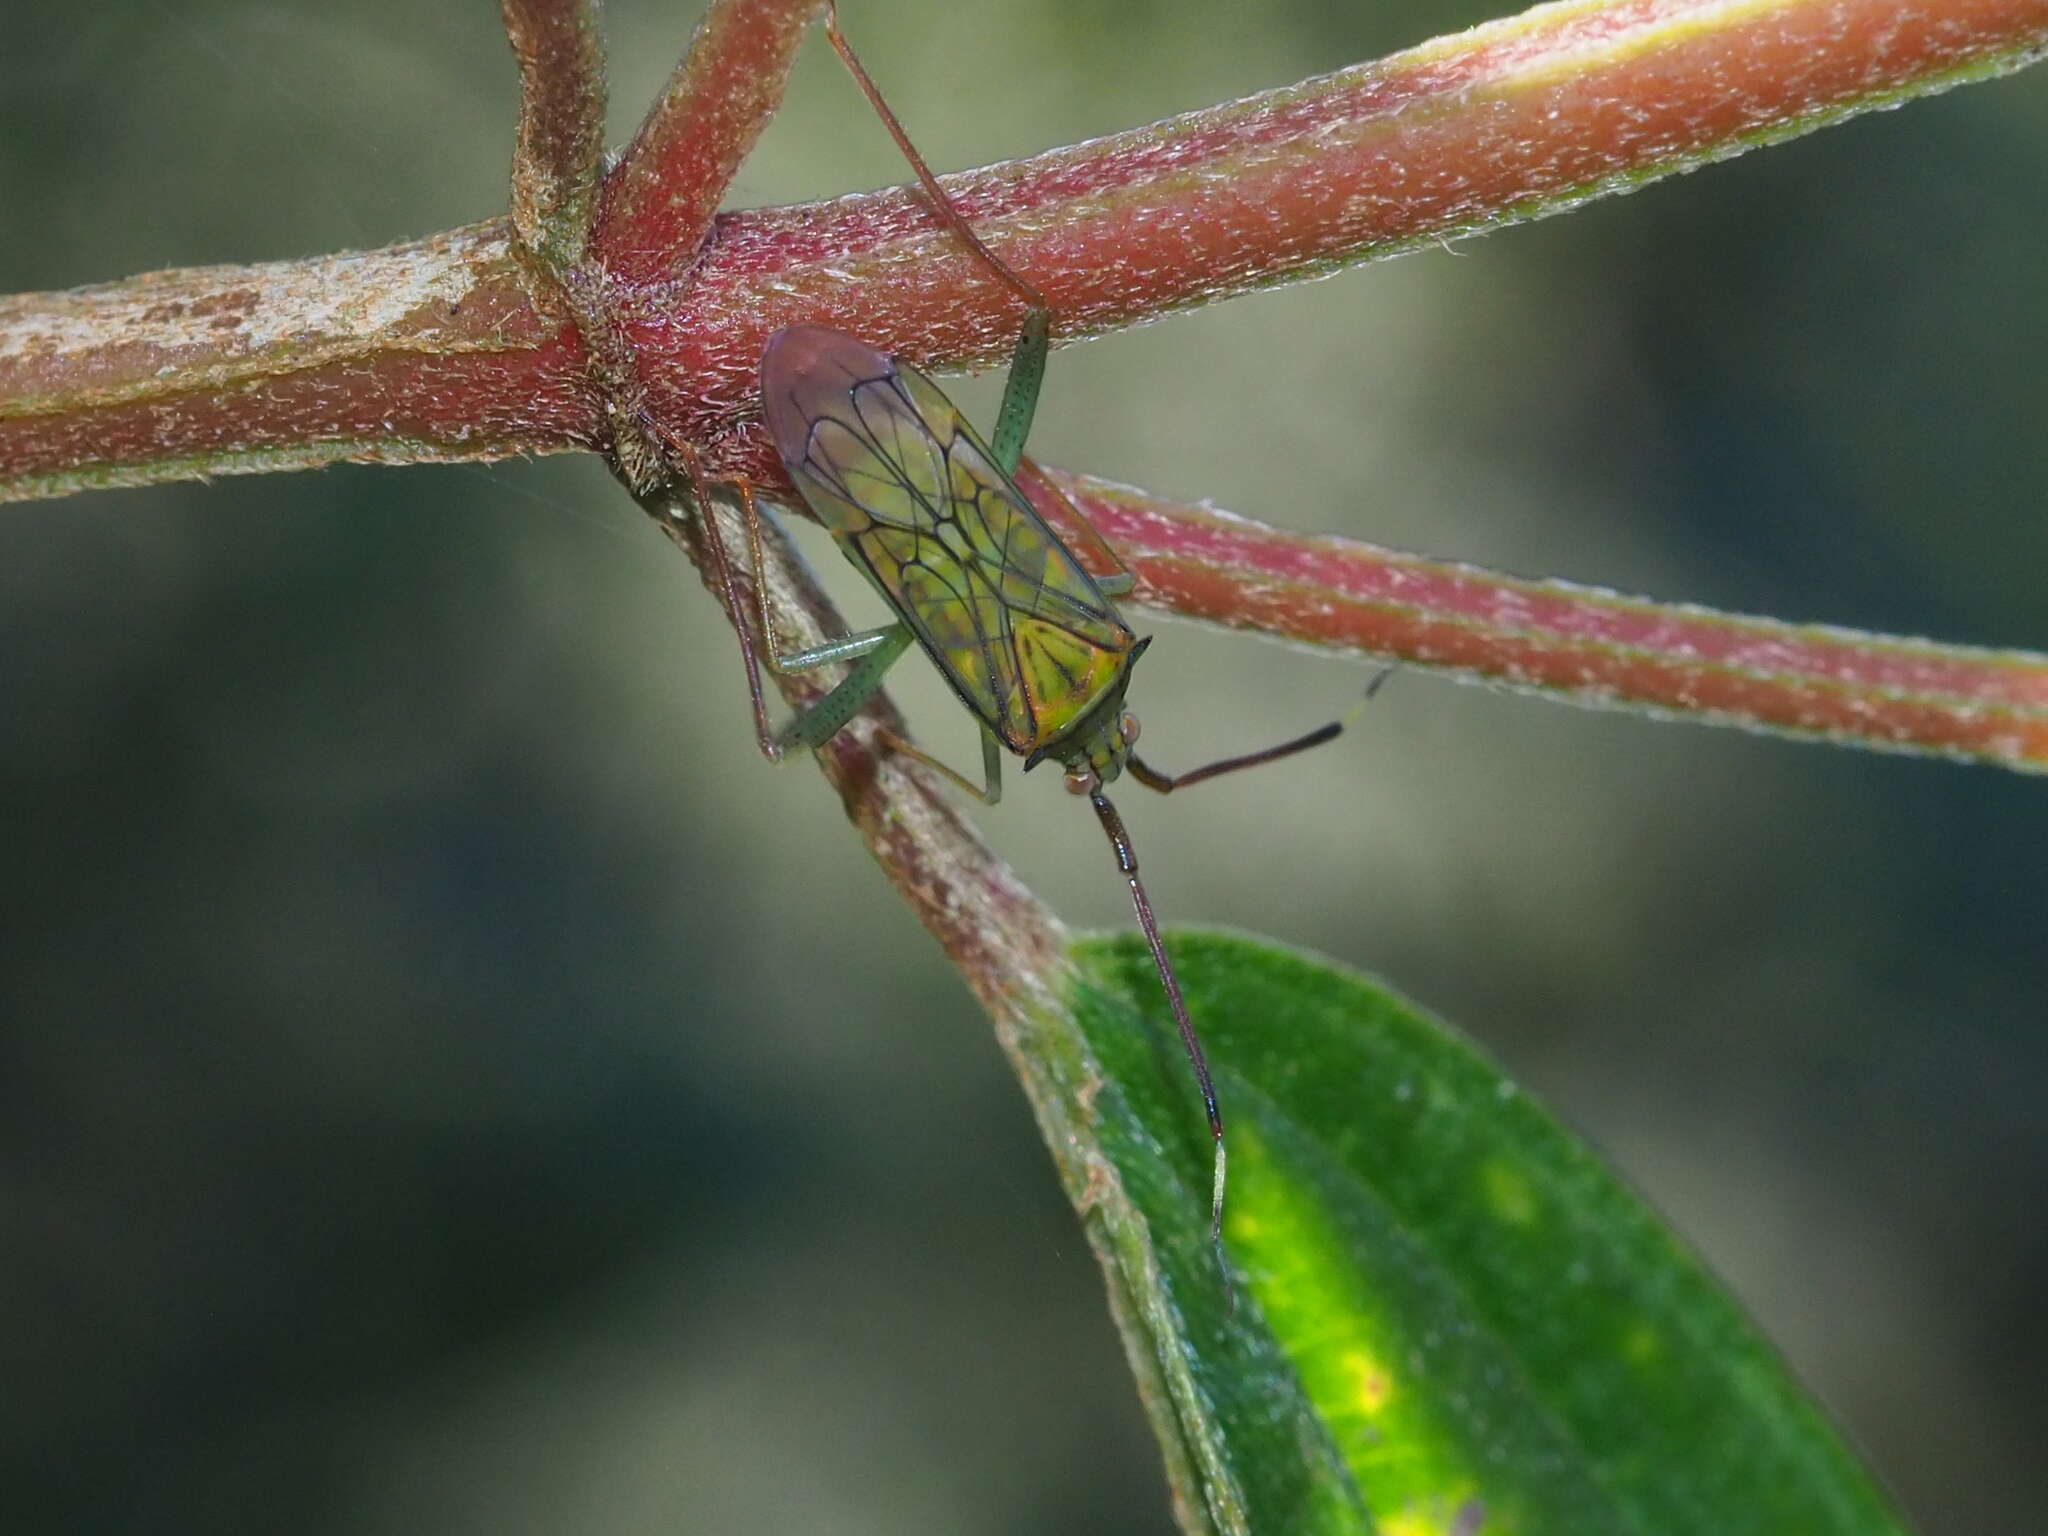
[1014,616,1126,729]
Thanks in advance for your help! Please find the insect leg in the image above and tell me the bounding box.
[822,3,1047,319]
[733,475,788,674]
[775,626,899,675]
[777,621,918,752]
[874,723,1005,806]
[821,0,1052,481]
[1126,666,1395,793]
[821,6,1137,599]
[731,478,901,673]
[668,443,779,761]
[988,309,1048,477]
[637,424,924,757]
[781,630,1008,805]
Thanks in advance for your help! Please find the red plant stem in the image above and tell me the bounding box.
[636,0,2048,479]
[593,0,825,286]
[3,0,2046,772]
[501,0,608,271]
[5,0,2045,496]
[0,224,597,502]
[1023,465,2048,773]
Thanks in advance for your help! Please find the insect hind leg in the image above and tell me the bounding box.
[873,724,1004,806]
[821,0,1053,481]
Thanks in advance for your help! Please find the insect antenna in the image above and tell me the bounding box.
[1126,665,1394,793]
[1088,789,1232,1301]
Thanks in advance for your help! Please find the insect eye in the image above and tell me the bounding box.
[1120,713,1141,744]
[1064,766,1099,796]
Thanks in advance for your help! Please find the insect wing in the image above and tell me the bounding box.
[761,326,1135,754]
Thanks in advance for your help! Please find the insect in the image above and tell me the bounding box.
[693,3,1359,1281]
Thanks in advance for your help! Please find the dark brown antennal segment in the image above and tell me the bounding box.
[821,1,1049,318]
[1127,720,1341,794]
[1088,790,1231,1297]
[1125,665,1393,793]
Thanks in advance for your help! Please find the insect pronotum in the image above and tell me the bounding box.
[680,2,1364,1287]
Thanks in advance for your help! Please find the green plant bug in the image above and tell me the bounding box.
[697,2,1364,1284]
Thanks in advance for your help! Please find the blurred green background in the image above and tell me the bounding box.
[3,2,2044,1532]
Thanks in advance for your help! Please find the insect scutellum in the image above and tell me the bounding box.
[1026,635,1151,795]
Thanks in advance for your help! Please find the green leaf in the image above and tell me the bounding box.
[1068,930,1908,1536]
